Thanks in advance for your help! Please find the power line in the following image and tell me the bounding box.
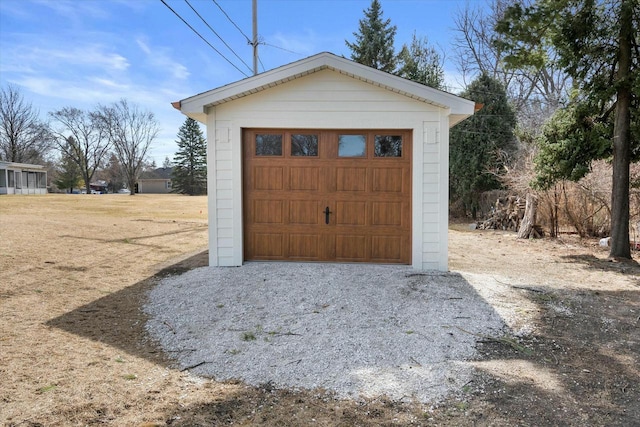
[211,0,251,43]
[159,0,249,77]
[262,42,304,56]
[184,0,253,73]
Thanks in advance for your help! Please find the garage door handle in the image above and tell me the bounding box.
[324,206,332,224]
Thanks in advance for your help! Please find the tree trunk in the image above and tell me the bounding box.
[518,193,538,239]
[609,0,632,260]
[128,176,136,196]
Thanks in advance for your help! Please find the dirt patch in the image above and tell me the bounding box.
[1,195,638,426]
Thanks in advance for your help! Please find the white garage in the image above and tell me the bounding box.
[174,52,474,271]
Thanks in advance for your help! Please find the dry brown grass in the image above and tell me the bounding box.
[1,194,638,426]
[0,194,215,426]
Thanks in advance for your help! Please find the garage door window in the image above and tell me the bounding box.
[375,135,402,157]
[291,134,318,156]
[256,134,282,156]
[338,134,366,157]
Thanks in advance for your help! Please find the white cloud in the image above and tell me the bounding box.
[136,36,190,81]
[136,37,152,55]
[87,77,131,91]
[268,30,323,56]
[2,40,130,73]
[15,76,124,105]
[32,0,111,24]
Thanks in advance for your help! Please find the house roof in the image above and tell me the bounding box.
[174,52,475,127]
[139,167,172,180]
[0,161,45,171]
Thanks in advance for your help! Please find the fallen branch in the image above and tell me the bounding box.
[452,326,532,355]
[269,331,301,337]
[180,361,209,371]
[163,321,176,334]
[510,285,545,293]
[409,356,422,367]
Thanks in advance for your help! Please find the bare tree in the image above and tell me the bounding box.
[451,0,570,125]
[49,107,111,194]
[0,84,52,163]
[96,99,159,195]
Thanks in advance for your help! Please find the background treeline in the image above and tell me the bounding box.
[2,0,638,256]
[346,0,638,258]
[0,86,207,196]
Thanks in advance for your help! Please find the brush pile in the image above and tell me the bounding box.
[476,195,526,231]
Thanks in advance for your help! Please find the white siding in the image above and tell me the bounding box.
[419,118,448,271]
[137,179,171,194]
[206,69,450,270]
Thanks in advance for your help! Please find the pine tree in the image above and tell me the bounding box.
[345,0,397,73]
[171,118,207,195]
[396,33,445,89]
[53,148,82,193]
[162,156,172,169]
[450,74,517,219]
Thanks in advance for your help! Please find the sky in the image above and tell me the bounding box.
[0,0,484,165]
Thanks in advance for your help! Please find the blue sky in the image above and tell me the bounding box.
[0,0,481,164]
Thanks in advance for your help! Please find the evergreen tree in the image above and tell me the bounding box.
[162,156,172,169]
[101,153,125,193]
[496,0,639,259]
[171,118,207,195]
[450,74,517,218]
[396,33,445,89]
[345,0,397,73]
[53,148,82,193]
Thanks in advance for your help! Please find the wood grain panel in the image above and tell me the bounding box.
[289,200,320,224]
[252,200,283,224]
[335,235,367,260]
[252,233,284,257]
[371,202,403,226]
[254,166,283,190]
[336,167,367,192]
[335,201,367,225]
[289,167,319,190]
[289,234,320,258]
[371,236,403,262]
[372,168,403,193]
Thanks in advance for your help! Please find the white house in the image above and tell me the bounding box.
[0,161,48,195]
[174,52,475,271]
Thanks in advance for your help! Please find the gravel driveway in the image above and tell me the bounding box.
[144,263,506,403]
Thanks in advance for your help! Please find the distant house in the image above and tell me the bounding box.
[89,180,108,194]
[0,161,48,195]
[136,167,172,194]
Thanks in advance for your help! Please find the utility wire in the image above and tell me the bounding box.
[211,0,252,43]
[262,42,304,56]
[159,0,249,77]
[184,0,252,73]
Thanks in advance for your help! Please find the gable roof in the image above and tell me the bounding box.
[174,52,475,127]
[139,167,172,180]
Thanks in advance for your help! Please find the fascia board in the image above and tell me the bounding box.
[179,52,475,120]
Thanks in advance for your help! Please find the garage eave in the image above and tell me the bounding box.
[177,52,475,122]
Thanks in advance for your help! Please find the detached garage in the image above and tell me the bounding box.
[174,52,474,271]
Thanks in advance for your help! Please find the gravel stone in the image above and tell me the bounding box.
[144,263,506,403]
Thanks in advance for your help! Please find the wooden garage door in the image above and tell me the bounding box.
[243,129,411,264]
